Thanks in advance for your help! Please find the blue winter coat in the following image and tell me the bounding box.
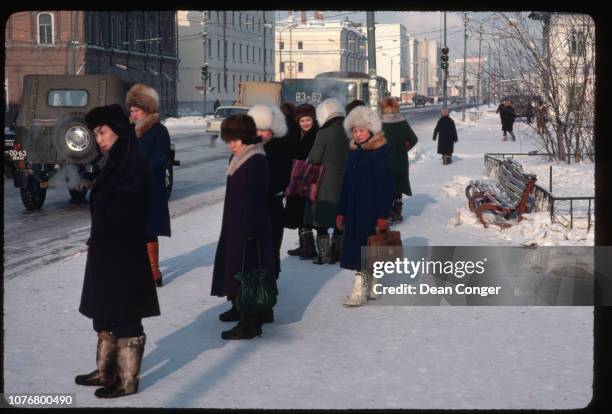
[137,119,171,237]
[336,132,395,271]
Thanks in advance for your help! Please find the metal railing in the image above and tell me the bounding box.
[483,153,594,232]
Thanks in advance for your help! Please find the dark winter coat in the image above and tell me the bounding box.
[433,116,459,155]
[136,117,171,237]
[337,132,395,271]
[496,104,516,132]
[79,129,160,321]
[211,144,278,298]
[381,113,418,196]
[283,124,319,229]
[303,116,350,228]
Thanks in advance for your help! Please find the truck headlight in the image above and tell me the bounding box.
[65,126,91,152]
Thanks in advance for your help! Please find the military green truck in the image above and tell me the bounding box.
[9,74,179,210]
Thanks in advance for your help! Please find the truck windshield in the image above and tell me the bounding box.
[48,90,88,107]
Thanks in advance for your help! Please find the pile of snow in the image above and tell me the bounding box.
[441,175,477,198]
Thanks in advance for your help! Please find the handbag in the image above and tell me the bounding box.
[284,159,326,203]
[365,228,404,272]
[233,240,277,314]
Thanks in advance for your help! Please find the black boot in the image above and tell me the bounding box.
[298,230,317,260]
[329,234,343,264]
[259,308,274,324]
[312,234,331,265]
[218,299,240,322]
[287,229,304,256]
[221,313,262,340]
[94,335,146,398]
[75,331,117,387]
[446,155,453,164]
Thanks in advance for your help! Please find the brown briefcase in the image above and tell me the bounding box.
[365,229,404,271]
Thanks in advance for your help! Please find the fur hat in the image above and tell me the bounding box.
[343,105,382,136]
[316,98,345,126]
[295,103,316,122]
[221,114,258,144]
[85,104,131,137]
[247,105,288,137]
[345,99,366,115]
[379,97,400,114]
[125,83,160,114]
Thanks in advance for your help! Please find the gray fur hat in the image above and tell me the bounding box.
[316,98,345,126]
[247,104,288,137]
[343,105,382,136]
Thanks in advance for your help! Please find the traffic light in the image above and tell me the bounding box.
[441,47,449,71]
[201,63,209,81]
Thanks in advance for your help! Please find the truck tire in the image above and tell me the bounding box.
[52,113,99,163]
[165,164,173,200]
[20,175,46,210]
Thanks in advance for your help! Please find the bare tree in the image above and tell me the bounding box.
[483,12,595,162]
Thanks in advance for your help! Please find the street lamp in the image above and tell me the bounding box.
[277,22,298,80]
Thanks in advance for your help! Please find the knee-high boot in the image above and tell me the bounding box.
[94,335,146,398]
[329,233,343,264]
[75,331,117,387]
[146,241,162,287]
[343,272,369,307]
[312,234,331,265]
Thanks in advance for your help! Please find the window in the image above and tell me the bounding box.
[280,62,285,73]
[217,73,221,91]
[298,62,303,72]
[259,48,262,63]
[298,41,303,49]
[217,39,221,58]
[569,30,585,56]
[233,43,236,61]
[279,40,284,50]
[224,40,227,58]
[208,38,212,57]
[48,90,88,107]
[224,73,227,92]
[239,44,242,61]
[38,12,53,45]
[246,45,249,62]
[233,74,236,92]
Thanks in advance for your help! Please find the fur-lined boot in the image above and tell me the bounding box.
[94,335,146,398]
[343,272,369,307]
[75,331,117,387]
[312,234,331,265]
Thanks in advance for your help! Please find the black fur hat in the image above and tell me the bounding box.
[85,104,131,136]
[295,103,316,122]
[221,114,258,144]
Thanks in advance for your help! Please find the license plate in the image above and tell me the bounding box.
[9,149,27,161]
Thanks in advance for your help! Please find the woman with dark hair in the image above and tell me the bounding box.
[284,103,319,259]
[433,108,459,165]
[125,83,171,287]
[76,104,160,398]
[212,114,277,339]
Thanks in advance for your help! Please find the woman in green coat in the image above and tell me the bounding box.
[380,97,418,223]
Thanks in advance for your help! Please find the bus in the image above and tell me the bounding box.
[314,71,388,103]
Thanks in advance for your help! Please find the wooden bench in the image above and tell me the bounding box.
[465,159,537,228]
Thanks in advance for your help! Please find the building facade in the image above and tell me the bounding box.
[274,13,367,81]
[5,11,179,120]
[177,10,275,115]
[374,24,408,98]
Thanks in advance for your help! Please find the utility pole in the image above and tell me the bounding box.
[366,12,378,110]
[476,23,483,110]
[201,11,209,115]
[443,11,448,109]
[488,42,492,108]
[462,12,469,122]
[263,12,267,81]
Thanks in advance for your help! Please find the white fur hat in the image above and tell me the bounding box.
[343,106,382,136]
[316,98,345,126]
[247,105,288,138]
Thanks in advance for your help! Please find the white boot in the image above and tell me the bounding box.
[365,271,379,300]
[343,272,368,307]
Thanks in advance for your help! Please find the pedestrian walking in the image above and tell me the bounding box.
[535,100,548,135]
[213,99,221,112]
[526,100,535,124]
[380,97,418,224]
[304,98,350,265]
[212,114,278,339]
[433,108,459,165]
[284,104,319,259]
[126,83,171,287]
[247,105,290,287]
[496,99,517,141]
[336,106,394,307]
[76,104,159,398]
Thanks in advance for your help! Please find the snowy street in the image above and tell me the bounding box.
[3,107,594,409]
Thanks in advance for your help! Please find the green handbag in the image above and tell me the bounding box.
[233,239,277,314]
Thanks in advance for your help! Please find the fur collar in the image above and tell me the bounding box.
[226,143,266,176]
[381,113,406,124]
[133,113,160,138]
[349,131,387,151]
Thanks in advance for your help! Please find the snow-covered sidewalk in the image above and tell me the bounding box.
[3,109,593,409]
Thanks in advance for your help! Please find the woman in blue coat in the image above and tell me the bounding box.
[336,106,394,307]
[126,84,171,287]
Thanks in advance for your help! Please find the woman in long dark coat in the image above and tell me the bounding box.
[380,97,418,224]
[212,114,277,340]
[126,83,171,287]
[496,100,517,141]
[284,103,319,259]
[304,98,350,265]
[336,106,394,307]
[433,108,459,165]
[76,104,160,399]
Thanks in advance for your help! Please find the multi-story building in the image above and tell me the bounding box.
[274,12,367,81]
[374,24,408,98]
[177,10,275,114]
[450,56,487,99]
[5,11,179,121]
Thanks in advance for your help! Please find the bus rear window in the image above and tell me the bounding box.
[48,90,88,107]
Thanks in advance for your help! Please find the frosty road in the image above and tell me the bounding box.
[3,107,593,409]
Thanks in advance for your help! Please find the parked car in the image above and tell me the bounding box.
[450,96,465,105]
[9,74,180,211]
[206,106,250,138]
[413,95,427,107]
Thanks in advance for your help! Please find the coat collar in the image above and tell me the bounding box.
[349,131,386,151]
[134,112,160,138]
[226,143,266,176]
[93,132,135,189]
[381,112,406,124]
[320,115,343,130]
